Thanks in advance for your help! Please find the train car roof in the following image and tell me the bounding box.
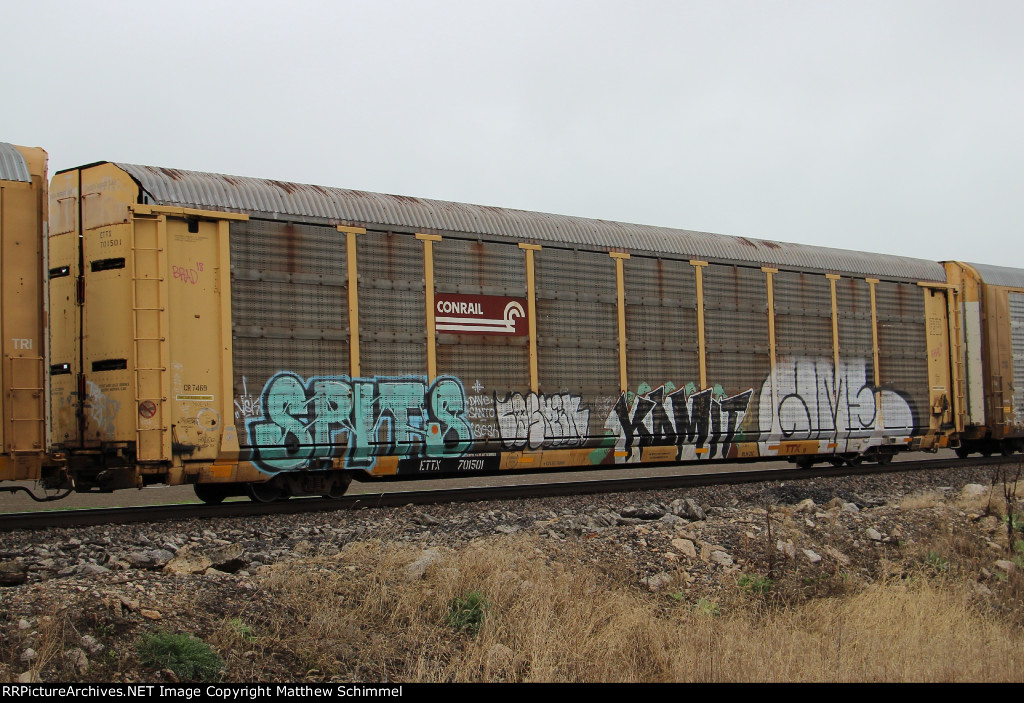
[0,143,31,183]
[110,162,944,282]
[963,262,1024,288]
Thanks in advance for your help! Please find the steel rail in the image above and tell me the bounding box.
[1,454,1020,531]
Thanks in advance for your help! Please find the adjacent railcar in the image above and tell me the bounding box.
[47,162,959,501]
[0,143,66,495]
[944,261,1024,456]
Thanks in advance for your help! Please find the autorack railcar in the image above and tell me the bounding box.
[0,143,66,497]
[44,161,965,502]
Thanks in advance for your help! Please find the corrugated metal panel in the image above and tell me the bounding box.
[0,143,30,183]
[875,282,928,431]
[113,163,946,282]
[535,249,619,399]
[625,257,699,389]
[964,262,1024,289]
[1009,293,1024,428]
[434,238,529,400]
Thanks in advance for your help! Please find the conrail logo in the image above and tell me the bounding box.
[435,293,527,336]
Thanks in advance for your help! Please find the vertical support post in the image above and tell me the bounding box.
[690,261,708,389]
[826,274,841,398]
[763,267,779,440]
[338,226,366,378]
[416,233,442,382]
[610,252,630,393]
[867,278,882,425]
[216,219,238,455]
[519,243,541,394]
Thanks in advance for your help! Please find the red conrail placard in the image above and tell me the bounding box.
[434,293,528,335]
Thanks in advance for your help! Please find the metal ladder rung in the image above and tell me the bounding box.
[11,417,43,422]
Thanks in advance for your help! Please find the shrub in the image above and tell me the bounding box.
[448,590,489,635]
[137,631,224,681]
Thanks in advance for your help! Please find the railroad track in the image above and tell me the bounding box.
[1,454,1020,531]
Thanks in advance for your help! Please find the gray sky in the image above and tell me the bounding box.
[4,0,1022,266]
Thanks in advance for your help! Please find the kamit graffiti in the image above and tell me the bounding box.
[246,372,473,472]
[606,382,753,460]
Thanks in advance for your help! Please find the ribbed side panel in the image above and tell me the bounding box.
[535,248,618,398]
[774,272,833,357]
[837,278,876,437]
[704,265,769,437]
[230,220,350,430]
[1009,293,1024,426]
[434,238,529,393]
[876,282,928,430]
[625,257,699,389]
[357,231,426,377]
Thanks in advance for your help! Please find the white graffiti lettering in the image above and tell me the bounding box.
[494,392,590,450]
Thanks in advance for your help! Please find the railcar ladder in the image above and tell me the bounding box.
[950,289,966,432]
[7,356,44,451]
[130,217,171,462]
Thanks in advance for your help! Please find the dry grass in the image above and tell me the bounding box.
[232,537,1024,682]
[900,490,946,511]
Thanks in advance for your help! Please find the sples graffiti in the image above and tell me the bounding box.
[246,373,473,472]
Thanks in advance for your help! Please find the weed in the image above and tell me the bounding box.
[738,573,774,596]
[228,618,255,642]
[925,551,949,572]
[447,591,489,635]
[668,591,686,602]
[694,598,720,617]
[136,631,224,681]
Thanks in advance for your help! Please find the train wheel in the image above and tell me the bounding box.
[876,453,893,465]
[194,484,229,505]
[828,457,845,467]
[247,480,284,503]
[955,446,970,459]
[1001,443,1015,457]
[322,473,352,499]
[845,454,863,467]
[796,456,815,469]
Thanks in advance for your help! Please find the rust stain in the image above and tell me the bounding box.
[762,240,782,250]
[474,240,486,288]
[222,175,240,186]
[737,237,757,248]
[266,179,298,195]
[282,223,299,274]
[157,167,183,181]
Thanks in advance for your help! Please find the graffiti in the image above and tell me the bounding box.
[246,373,473,472]
[86,380,121,438]
[172,261,204,285]
[605,383,753,460]
[234,376,261,420]
[757,358,914,439]
[494,392,590,449]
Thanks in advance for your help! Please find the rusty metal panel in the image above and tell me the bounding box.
[113,163,947,282]
[230,219,350,432]
[624,256,699,390]
[433,237,529,413]
[773,271,833,358]
[1009,293,1024,430]
[703,265,769,438]
[875,282,928,431]
[836,278,876,438]
[0,143,30,182]
[356,231,425,377]
[535,248,618,400]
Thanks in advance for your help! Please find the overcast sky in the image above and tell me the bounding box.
[4,1,1022,266]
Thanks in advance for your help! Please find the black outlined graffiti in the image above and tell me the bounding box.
[246,372,473,472]
[494,392,590,450]
[605,383,753,460]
